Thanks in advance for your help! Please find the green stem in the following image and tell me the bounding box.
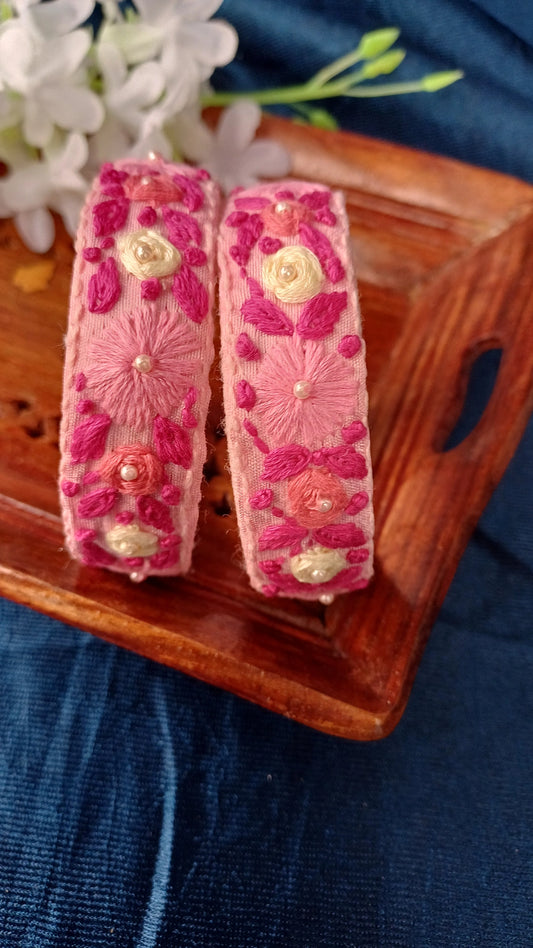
[202,69,370,108]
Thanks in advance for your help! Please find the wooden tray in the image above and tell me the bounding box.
[1,117,533,740]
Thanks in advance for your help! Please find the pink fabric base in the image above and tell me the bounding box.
[59,159,219,579]
[218,182,374,601]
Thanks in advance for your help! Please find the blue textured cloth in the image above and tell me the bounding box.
[2,2,533,945]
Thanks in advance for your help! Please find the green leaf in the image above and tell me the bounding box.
[293,105,339,130]
[358,27,401,60]
[360,49,406,80]
[421,70,464,91]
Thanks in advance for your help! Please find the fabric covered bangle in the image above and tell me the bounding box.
[59,157,219,581]
[218,181,374,602]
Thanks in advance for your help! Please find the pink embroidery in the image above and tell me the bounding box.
[162,206,201,248]
[258,523,308,552]
[76,399,94,414]
[347,548,369,564]
[87,308,201,428]
[100,164,128,187]
[247,277,264,298]
[150,546,180,570]
[341,420,367,443]
[316,446,367,480]
[138,206,157,227]
[234,196,269,210]
[83,247,101,262]
[275,189,295,200]
[344,490,369,515]
[172,266,209,323]
[87,257,121,313]
[172,173,204,211]
[261,444,366,482]
[161,484,181,505]
[137,495,173,533]
[263,565,364,595]
[184,246,207,267]
[141,278,161,301]
[242,298,293,336]
[235,380,256,410]
[82,471,100,484]
[116,511,134,525]
[298,190,330,210]
[286,468,347,528]
[249,488,273,510]
[75,528,96,541]
[93,198,129,237]
[296,292,348,340]
[261,444,310,482]
[124,557,144,568]
[181,387,198,429]
[70,413,111,464]
[226,211,249,227]
[260,558,284,575]
[261,201,310,236]
[237,214,263,248]
[243,419,270,454]
[236,333,260,361]
[75,372,86,392]
[254,339,355,447]
[298,222,344,283]
[338,334,362,358]
[125,173,182,203]
[61,480,79,497]
[195,168,210,180]
[258,236,282,254]
[78,487,117,518]
[153,415,192,468]
[271,507,284,518]
[83,471,100,485]
[313,523,365,548]
[81,540,116,568]
[99,444,163,495]
[100,237,114,249]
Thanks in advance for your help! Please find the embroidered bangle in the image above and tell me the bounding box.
[218,181,374,602]
[59,157,219,581]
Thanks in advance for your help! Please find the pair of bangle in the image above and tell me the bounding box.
[59,156,374,603]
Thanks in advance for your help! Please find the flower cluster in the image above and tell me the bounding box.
[0,0,289,251]
[0,6,462,253]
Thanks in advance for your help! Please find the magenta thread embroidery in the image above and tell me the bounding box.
[153,415,192,468]
[172,266,209,323]
[136,496,173,533]
[70,413,111,464]
[296,291,348,340]
[242,297,293,336]
[78,487,117,518]
[338,334,362,358]
[93,198,129,236]
[235,333,261,361]
[87,257,121,314]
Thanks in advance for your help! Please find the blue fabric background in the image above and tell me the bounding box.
[1,2,532,945]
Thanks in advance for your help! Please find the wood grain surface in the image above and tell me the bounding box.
[1,116,533,740]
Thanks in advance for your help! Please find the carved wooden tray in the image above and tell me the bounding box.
[1,117,533,739]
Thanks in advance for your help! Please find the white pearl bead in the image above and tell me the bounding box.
[319,498,333,512]
[293,379,312,399]
[120,464,138,482]
[129,571,145,583]
[118,540,133,554]
[319,593,335,605]
[147,151,159,162]
[311,568,328,583]
[140,175,152,185]
[275,201,290,213]
[279,263,296,281]
[135,243,153,261]
[133,354,152,373]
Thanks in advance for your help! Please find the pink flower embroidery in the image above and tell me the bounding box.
[99,443,164,496]
[286,468,348,528]
[254,338,357,447]
[87,308,201,429]
[261,199,311,236]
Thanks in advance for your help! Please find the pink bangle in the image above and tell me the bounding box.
[59,157,219,581]
[218,181,374,602]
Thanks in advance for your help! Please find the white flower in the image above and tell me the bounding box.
[100,0,238,114]
[0,131,88,251]
[0,19,103,146]
[187,100,291,193]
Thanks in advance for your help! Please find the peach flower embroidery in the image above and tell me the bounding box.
[99,444,164,496]
[286,468,348,528]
